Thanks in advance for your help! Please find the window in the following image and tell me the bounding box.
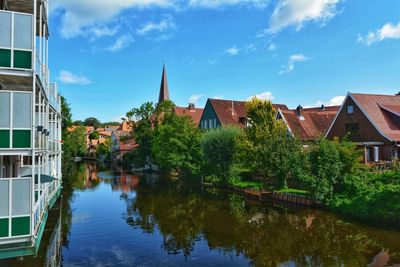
[0,92,10,128]
[347,105,354,114]
[209,119,213,129]
[374,146,379,162]
[0,12,11,47]
[13,13,33,50]
[213,118,217,128]
[204,120,208,129]
[13,93,31,128]
[345,123,359,136]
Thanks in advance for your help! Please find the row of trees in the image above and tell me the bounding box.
[126,98,400,222]
[72,117,120,129]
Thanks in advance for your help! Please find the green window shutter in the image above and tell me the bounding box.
[11,216,30,236]
[0,49,11,67]
[0,130,10,148]
[12,130,31,148]
[13,50,32,69]
[0,218,9,238]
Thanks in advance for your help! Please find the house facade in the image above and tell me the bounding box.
[277,105,340,142]
[199,98,288,129]
[0,0,62,258]
[326,93,400,163]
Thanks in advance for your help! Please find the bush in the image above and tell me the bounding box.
[201,127,242,184]
[331,171,400,222]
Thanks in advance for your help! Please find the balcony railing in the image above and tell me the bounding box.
[0,10,56,109]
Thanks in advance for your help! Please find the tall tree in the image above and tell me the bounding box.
[84,117,101,129]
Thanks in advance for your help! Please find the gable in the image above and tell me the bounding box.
[199,100,221,128]
[327,96,390,143]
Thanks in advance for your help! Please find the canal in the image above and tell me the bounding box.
[1,163,400,266]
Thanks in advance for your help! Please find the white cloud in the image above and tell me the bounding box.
[225,46,240,56]
[279,53,308,74]
[52,0,174,38]
[58,70,92,85]
[106,34,134,52]
[244,44,257,53]
[248,91,275,100]
[53,0,268,39]
[189,94,204,104]
[188,0,269,8]
[137,15,175,35]
[358,22,400,46]
[268,0,342,33]
[316,95,345,106]
[89,24,119,40]
[212,95,223,99]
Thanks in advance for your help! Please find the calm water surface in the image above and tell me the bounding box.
[1,163,400,267]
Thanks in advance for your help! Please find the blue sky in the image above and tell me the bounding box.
[49,0,400,122]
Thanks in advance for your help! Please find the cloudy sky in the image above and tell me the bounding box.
[49,0,400,121]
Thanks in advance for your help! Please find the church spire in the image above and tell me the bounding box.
[158,64,170,104]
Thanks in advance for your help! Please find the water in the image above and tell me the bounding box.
[1,163,400,267]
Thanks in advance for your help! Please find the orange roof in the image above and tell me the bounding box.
[279,106,339,141]
[174,104,204,125]
[208,99,288,127]
[118,121,132,131]
[350,93,400,141]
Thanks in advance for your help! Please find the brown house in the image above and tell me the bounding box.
[277,105,340,142]
[199,98,288,129]
[326,92,400,163]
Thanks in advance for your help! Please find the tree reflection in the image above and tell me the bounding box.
[123,176,400,266]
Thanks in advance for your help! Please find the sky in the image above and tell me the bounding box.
[48,0,400,122]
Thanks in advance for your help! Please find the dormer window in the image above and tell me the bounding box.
[347,105,354,114]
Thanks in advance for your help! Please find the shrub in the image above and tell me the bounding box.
[201,127,242,183]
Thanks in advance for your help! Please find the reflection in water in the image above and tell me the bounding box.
[1,163,399,267]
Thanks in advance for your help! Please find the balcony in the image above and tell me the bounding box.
[0,10,33,70]
[0,10,51,101]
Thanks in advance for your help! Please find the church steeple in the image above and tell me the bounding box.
[158,64,170,104]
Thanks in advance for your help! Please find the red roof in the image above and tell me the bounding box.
[351,93,400,141]
[209,99,288,127]
[279,106,340,141]
[174,105,204,125]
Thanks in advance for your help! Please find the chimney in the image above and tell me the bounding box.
[188,103,195,110]
[296,105,303,117]
[321,104,326,111]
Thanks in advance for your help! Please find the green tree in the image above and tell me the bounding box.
[61,95,72,135]
[72,120,84,126]
[89,130,100,140]
[152,113,202,175]
[201,127,242,183]
[126,102,156,166]
[97,139,112,158]
[84,117,101,129]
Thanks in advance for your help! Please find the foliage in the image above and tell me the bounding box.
[72,120,84,126]
[229,178,263,189]
[277,188,310,196]
[89,130,100,140]
[331,170,400,222]
[84,117,101,129]
[126,102,156,165]
[64,127,87,158]
[300,138,361,204]
[97,139,112,158]
[101,121,121,127]
[201,127,242,183]
[152,113,202,175]
[61,95,72,135]
[238,97,303,189]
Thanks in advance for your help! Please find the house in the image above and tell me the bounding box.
[111,129,136,160]
[199,98,288,129]
[277,105,340,142]
[174,104,204,126]
[326,92,400,163]
[0,0,62,258]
